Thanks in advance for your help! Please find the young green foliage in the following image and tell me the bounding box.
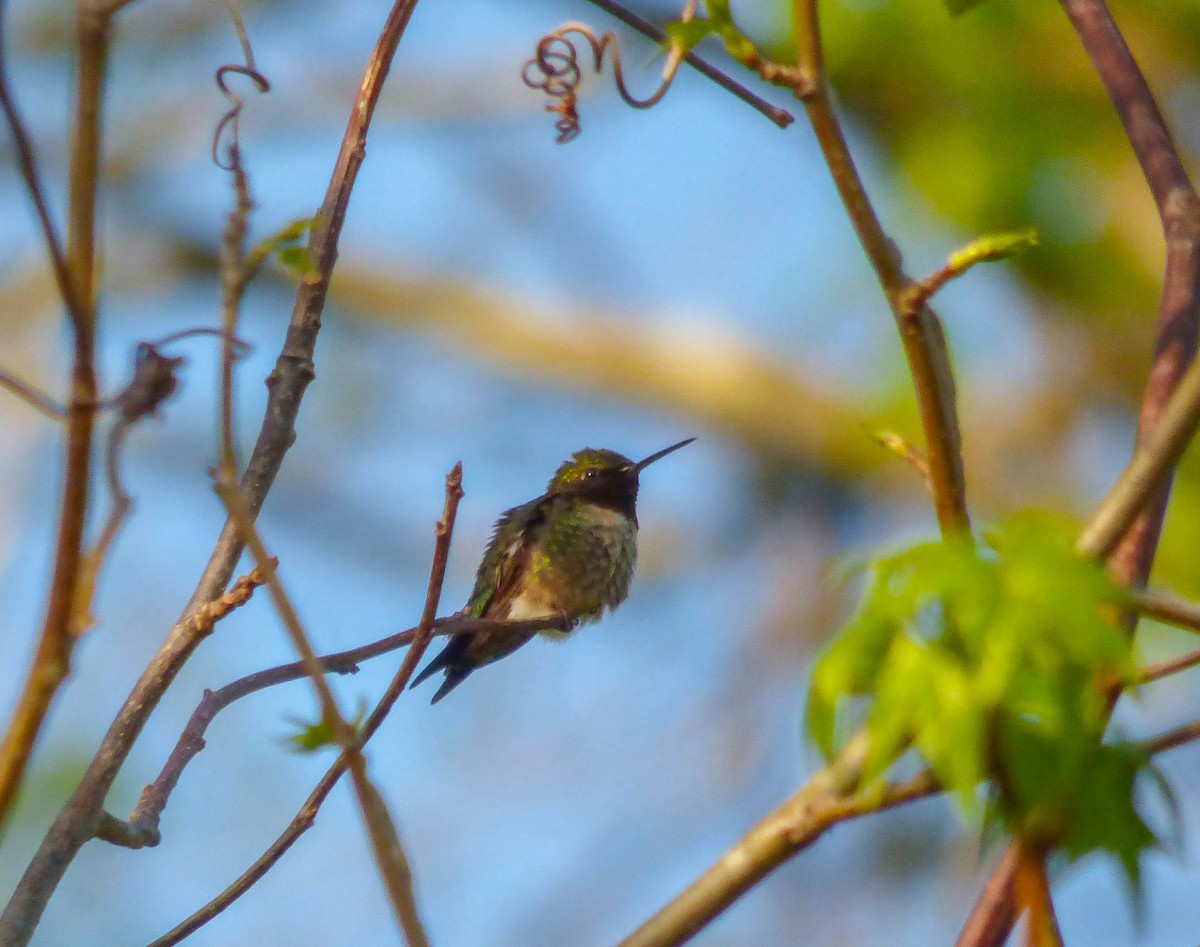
[946,228,1039,273]
[808,516,1153,881]
[247,216,317,281]
[663,18,716,55]
[945,0,995,15]
[682,0,759,64]
[283,699,367,753]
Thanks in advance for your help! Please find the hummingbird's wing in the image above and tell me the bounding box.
[465,495,550,617]
[410,495,552,703]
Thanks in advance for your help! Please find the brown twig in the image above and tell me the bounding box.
[190,560,275,633]
[1144,718,1200,756]
[788,0,969,537]
[1137,647,1200,686]
[580,0,792,130]
[0,0,86,327]
[1014,846,1064,947]
[151,464,464,947]
[1131,587,1200,636]
[0,0,110,831]
[901,230,1040,321]
[0,1,424,941]
[97,610,560,851]
[0,370,67,419]
[215,474,429,945]
[621,735,939,947]
[955,0,1200,942]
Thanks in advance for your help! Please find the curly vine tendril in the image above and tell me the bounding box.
[212,64,271,170]
[521,24,682,144]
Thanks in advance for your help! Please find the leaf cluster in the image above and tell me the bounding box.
[808,516,1153,881]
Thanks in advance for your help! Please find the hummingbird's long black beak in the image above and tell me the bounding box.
[633,437,696,472]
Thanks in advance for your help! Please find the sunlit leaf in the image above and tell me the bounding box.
[944,0,998,18]
[664,18,715,54]
[806,515,1150,880]
[946,228,1039,273]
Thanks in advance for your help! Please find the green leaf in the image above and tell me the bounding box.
[947,228,1039,272]
[249,216,317,281]
[701,0,759,63]
[664,18,715,54]
[283,700,367,753]
[284,712,340,753]
[1064,744,1155,886]
[276,245,313,279]
[804,514,1149,878]
[944,0,998,16]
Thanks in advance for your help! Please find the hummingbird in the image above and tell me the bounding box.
[410,437,695,703]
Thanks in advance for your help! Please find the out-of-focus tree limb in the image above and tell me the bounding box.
[333,263,888,477]
[956,0,1200,942]
[0,0,424,940]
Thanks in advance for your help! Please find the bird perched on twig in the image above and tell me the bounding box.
[411,438,695,703]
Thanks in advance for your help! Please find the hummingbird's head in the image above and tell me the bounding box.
[547,439,695,517]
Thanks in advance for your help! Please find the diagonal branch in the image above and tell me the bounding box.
[619,735,939,947]
[790,0,968,537]
[0,1,424,941]
[955,1,1200,944]
[96,611,563,851]
[150,463,464,947]
[0,0,109,830]
[619,674,1200,947]
[216,478,430,946]
[582,0,793,129]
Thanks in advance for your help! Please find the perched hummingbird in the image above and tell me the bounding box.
[410,437,695,703]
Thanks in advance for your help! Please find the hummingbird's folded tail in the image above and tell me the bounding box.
[409,636,473,704]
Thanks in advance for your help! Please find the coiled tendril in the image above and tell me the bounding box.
[522,24,681,144]
[212,64,271,170]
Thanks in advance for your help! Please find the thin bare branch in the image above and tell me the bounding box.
[957,0,1200,940]
[216,474,428,945]
[0,370,67,419]
[0,0,85,327]
[581,0,792,129]
[152,463,463,947]
[789,0,969,537]
[1144,718,1200,756]
[1137,647,1200,686]
[620,735,939,947]
[0,0,110,831]
[0,1,424,940]
[1133,588,1200,636]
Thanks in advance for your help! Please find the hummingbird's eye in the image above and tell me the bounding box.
[582,469,596,480]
